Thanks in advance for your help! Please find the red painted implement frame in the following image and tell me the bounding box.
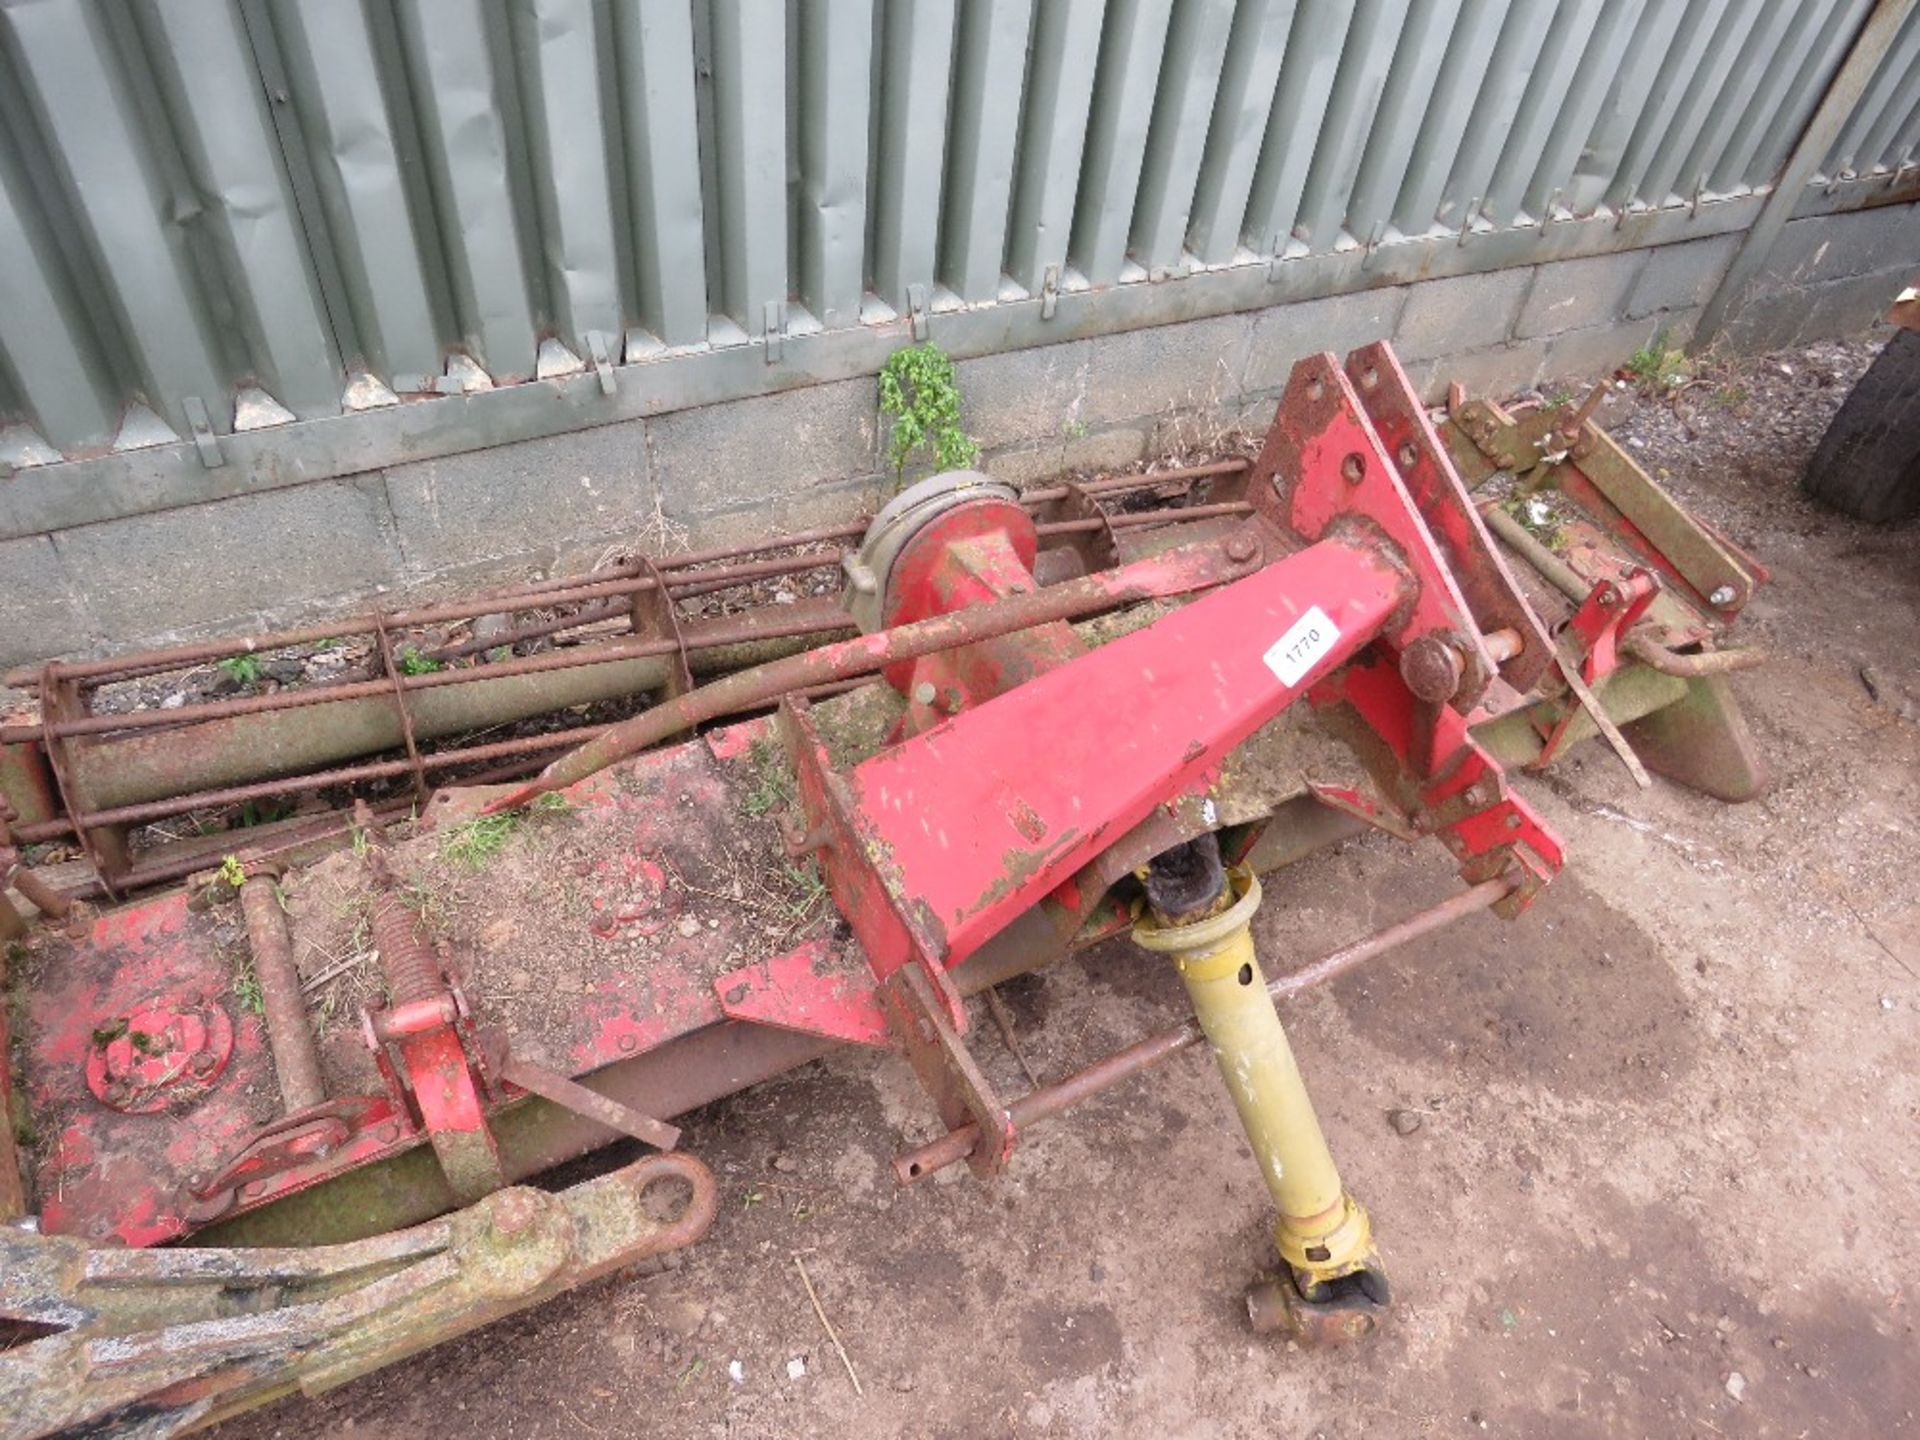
[3,341,1770,1434]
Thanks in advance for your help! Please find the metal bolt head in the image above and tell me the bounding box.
[1399,635,1464,704]
[912,681,937,706]
[490,1189,541,1238]
[1709,585,1736,607]
[1224,533,1259,564]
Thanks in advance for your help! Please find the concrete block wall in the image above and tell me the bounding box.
[1724,203,1920,352]
[5,206,1913,674]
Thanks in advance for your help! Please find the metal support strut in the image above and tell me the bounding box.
[1133,839,1388,1345]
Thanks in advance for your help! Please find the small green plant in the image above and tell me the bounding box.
[231,956,264,1016]
[313,636,346,652]
[234,797,295,829]
[441,812,518,867]
[741,737,795,818]
[1503,493,1564,548]
[777,860,827,919]
[218,854,246,889]
[878,342,979,477]
[396,646,443,676]
[1624,328,1691,393]
[1061,417,1089,440]
[403,881,451,931]
[217,653,261,687]
[1713,384,1749,408]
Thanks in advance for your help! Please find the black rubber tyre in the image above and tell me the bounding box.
[1803,328,1920,523]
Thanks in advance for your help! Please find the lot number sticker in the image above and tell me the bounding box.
[1262,606,1340,687]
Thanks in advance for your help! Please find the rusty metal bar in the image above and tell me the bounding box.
[1622,634,1766,677]
[10,861,71,921]
[523,516,875,593]
[1021,458,1251,505]
[371,616,431,807]
[45,628,851,828]
[891,875,1518,1183]
[1481,627,1524,664]
[239,874,327,1114]
[1038,501,1254,536]
[489,529,1262,807]
[426,600,627,664]
[1478,500,1590,607]
[117,802,419,896]
[498,1055,680,1151]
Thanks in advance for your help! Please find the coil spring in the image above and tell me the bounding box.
[357,801,443,1009]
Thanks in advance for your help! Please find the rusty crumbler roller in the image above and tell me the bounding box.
[0,344,1767,1436]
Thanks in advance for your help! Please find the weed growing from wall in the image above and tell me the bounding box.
[878,343,980,477]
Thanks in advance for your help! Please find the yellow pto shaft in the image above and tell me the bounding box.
[1134,864,1388,1342]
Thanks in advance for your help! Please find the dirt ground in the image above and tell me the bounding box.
[217,336,1920,1439]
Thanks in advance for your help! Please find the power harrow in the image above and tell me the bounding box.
[0,344,1766,1436]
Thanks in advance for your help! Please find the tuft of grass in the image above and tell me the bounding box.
[218,854,246,889]
[776,860,827,921]
[740,737,795,818]
[1624,328,1691,393]
[232,956,265,1016]
[396,645,443,676]
[438,792,572,868]
[403,882,452,931]
[440,812,519,867]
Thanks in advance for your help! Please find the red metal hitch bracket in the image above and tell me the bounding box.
[1532,567,1660,771]
[1341,342,1555,701]
[181,1095,399,1224]
[1245,354,1496,691]
[1313,655,1563,917]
